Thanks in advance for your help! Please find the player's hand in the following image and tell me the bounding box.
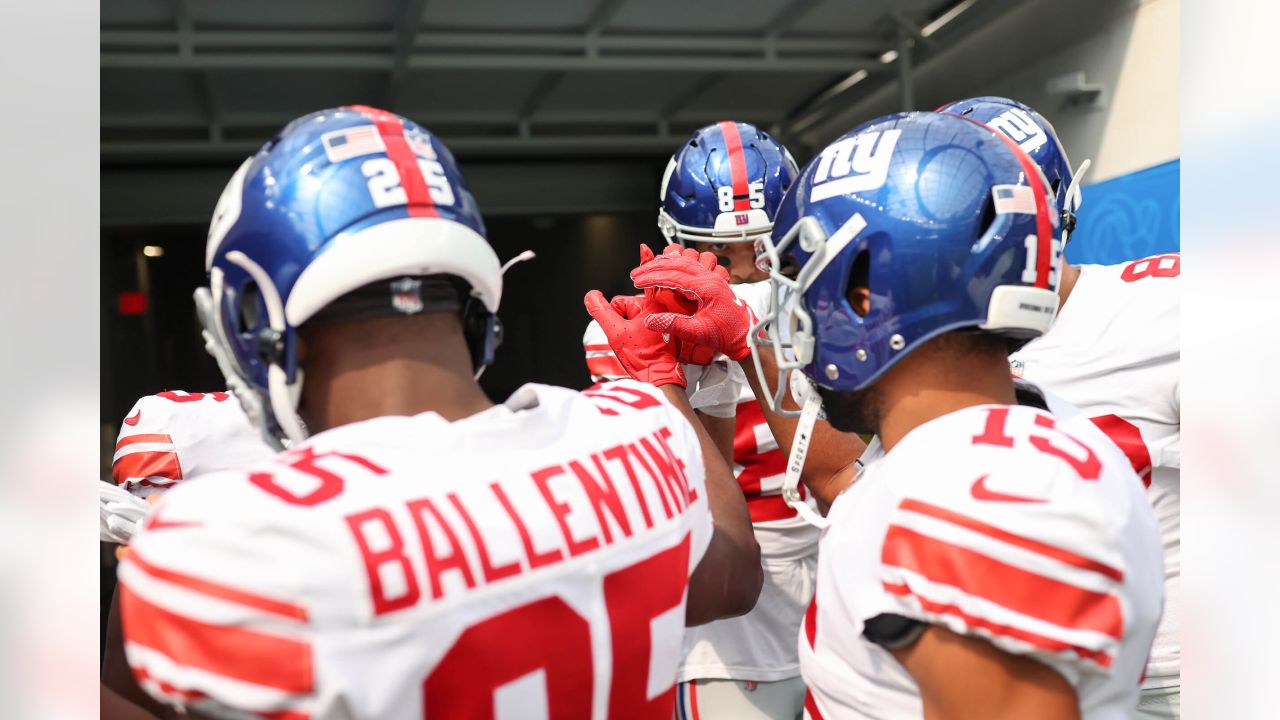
[631,244,753,361]
[100,481,152,544]
[584,290,686,388]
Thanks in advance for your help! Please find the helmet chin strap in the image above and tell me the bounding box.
[224,251,309,450]
[782,383,830,529]
[194,280,290,451]
[1061,158,1092,245]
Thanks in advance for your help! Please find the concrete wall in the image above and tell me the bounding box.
[805,0,1180,183]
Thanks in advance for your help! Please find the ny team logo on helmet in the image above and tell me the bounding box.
[938,96,1090,241]
[658,121,799,245]
[751,111,1063,413]
[195,105,503,449]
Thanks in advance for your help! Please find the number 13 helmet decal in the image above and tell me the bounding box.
[195,106,503,450]
[752,112,1064,409]
[658,121,799,245]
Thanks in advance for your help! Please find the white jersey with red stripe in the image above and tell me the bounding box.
[112,391,275,497]
[1010,253,1180,689]
[799,402,1163,720]
[120,381,713,720]
[581,282,819,683]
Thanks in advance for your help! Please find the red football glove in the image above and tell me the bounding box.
[630,245,753,361]
[584,289,686,388]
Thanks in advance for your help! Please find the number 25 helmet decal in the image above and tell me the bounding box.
[752,111,1064,410]
[658,121,800,246]
[195,105,503,450]
[938,96,1091,243]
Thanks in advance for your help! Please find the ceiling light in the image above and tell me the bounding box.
[142,245,164,258]
[879,50,899,64]
[921,0,976,37]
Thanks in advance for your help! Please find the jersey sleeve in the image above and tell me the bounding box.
[118,474,319,718]
[684,362,742,419]
[870,475,1129,684]
[113,396,185,497]
[583,320,629,382]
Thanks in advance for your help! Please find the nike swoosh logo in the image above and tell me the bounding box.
[124,410,141,426]
[970,474,1046,503]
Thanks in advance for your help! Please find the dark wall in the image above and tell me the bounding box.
[101,212,668,432]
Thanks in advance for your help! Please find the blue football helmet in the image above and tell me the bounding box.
[937,96,1090,242]
[658,121,799,245]
[751,111,1063,413]
[194,105,502,449]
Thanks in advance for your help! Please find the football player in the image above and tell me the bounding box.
[102,390,274,717]
[110,390,274,498]
[632,111,1164,719]
[117,106,761,719]
[585,121,864,719]
[941,96,1182,720]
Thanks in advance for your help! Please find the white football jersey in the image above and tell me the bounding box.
[112,391,275,497]
[120,381,713,720]
[800,403,1163,720]
[581,281,820,683]
[1010,253,1180,688]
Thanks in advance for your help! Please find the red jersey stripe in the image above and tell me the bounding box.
[115,433,176,451]
[804,589,818,649]
[121,582,314,693]
[127,550,309,621]
[718,121,752,212]
[883,580,1114,668]
[883,524,1123,639]
[734,399,787,497]
[900,498,1124,582]
[583,344,613,352]
[747,494,799,523]
[113,450,183,486]
[347,105,438,219]
[586,354,627,378]
[804,690,826,720]
[131,665,207,703]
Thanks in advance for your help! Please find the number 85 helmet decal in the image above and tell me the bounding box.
[751,111,1064,413]
[658,121,799,246]
[195,105,503,450]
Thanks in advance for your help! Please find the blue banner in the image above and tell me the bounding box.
[1065,158,1180,265]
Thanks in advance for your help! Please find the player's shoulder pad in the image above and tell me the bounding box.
[875,406,1135,675]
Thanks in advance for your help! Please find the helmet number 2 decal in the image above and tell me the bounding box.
[717,181,765,212]
[809,129,901,203]
[361,157,456,209]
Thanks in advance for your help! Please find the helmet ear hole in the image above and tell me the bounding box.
[239,282,262,334]
[976,193,998,244]
[847,250,871,318]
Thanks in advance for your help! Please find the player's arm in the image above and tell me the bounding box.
[584,284,761,625]
[887,624,1079,720]
[103,580,171,719]
[660,385,762,625]
[629,247,866,509]
[739,354,865,509]
[694,410,735,465]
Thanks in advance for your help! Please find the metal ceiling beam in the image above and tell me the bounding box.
[101,30,393,48]
[659,72,725,121]
[100,29,884,55]
[387,0,428,108]
[167,0,222,141]
[102,52,880,73]
[102,133,684,161]
[102,111,698,129]
[762,0,827,39]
